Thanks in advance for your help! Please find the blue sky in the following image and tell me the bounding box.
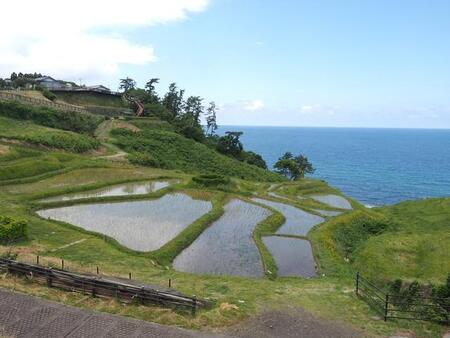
[2,0,450,128]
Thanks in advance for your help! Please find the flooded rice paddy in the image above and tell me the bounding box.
[37,193,211,252]
[173,199,271,277]
[252,198,324,236]
[310,194,352,210]
[262,236,316,277]
[39,181,174,203]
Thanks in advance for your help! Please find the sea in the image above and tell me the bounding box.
[218,126,450,206]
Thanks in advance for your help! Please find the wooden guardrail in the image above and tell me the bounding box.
[0,258,205,315]
[0,91,89,114]
[355,272,449,324]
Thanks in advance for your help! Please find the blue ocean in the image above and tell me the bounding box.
[218,126,450,206]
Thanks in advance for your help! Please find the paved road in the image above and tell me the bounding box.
[0,289,224,338]
[0,288,364,338]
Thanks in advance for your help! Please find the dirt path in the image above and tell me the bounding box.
[224,307,363,338]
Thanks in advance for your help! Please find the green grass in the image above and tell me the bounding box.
[111,128,283,182]
[56,92,129,108]
[0,117,100,152]
[0,100,104,135]
[0,162,446,337]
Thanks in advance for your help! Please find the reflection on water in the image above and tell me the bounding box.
[263,236,316,277]
[310,194,352,210]
[173,199,271,277]
[40,181,174,202]
[252,198,324,236]
[37,193,211,252]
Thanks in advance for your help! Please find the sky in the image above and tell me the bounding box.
[1,0,450,128]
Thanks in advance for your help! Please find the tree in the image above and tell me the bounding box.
[184,96,204,124]
[145,78,159,94]
[242,151,267,169]
[119,77,136,92]
[217,131,243,157]
[274,152,315,180]
[163,83,185,118]
[205,101,218,136]
[144,78,160,104]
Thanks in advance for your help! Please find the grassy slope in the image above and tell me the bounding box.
[310,198,450,284]
[55,92,128,108]
[0,117,100,153]
[111,127,283,182]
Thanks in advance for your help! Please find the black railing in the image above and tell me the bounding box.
[355,272,449,324]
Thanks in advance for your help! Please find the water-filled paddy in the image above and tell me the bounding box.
[252,198,324,236]
[262,236,316,277]
[310,194,352,210]
[173,199,271,277]
[37,193,211,251]
[39,181,174,202]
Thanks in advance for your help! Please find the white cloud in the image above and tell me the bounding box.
[0,0,209,82]
[244,99,265,111]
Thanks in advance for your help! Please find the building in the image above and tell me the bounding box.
[85,85,111,94]
[35,76,77,90]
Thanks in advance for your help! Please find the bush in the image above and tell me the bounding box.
[333,211,394,259]
[0,101,103,135]
[128,152,160,167]
[0,216,26,243]
[192,174,231,187]
[37,87,57,101]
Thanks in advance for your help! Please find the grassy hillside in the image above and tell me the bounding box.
[0,117,100,153]
[56,92,129,108]
[0,100,103,134]
[311,199,450,283]
[111,127,283,181]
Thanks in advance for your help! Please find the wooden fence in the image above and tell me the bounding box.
[355,272,449,324]
[0,258,205,315]
[0,91,89,114]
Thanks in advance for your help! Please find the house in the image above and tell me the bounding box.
[35,76,61,89]
[85,85,111,94]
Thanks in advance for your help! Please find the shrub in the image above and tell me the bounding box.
[37,87,57,101]
[128,152,160,167]
[333,210,394,259]
[0,216,27,243]
[0,101,103,135]
[192,174,231,187]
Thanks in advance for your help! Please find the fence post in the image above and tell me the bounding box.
[355,272,359,296]
[36,255,40,265]
[61,259,64,270]
[96,266,99,275]
[129,272,132,279]
[384,294,389,321]
[191,296,197,316]
[169,278,171,288]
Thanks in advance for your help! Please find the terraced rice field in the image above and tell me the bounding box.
[37,193,212,251]
[173,199,271,277]
[252,198,324,236]
[39,181,174,202]
[262,236,317,277]
[310,194,352,210]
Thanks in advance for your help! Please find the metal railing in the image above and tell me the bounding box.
[355,272,449,324]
